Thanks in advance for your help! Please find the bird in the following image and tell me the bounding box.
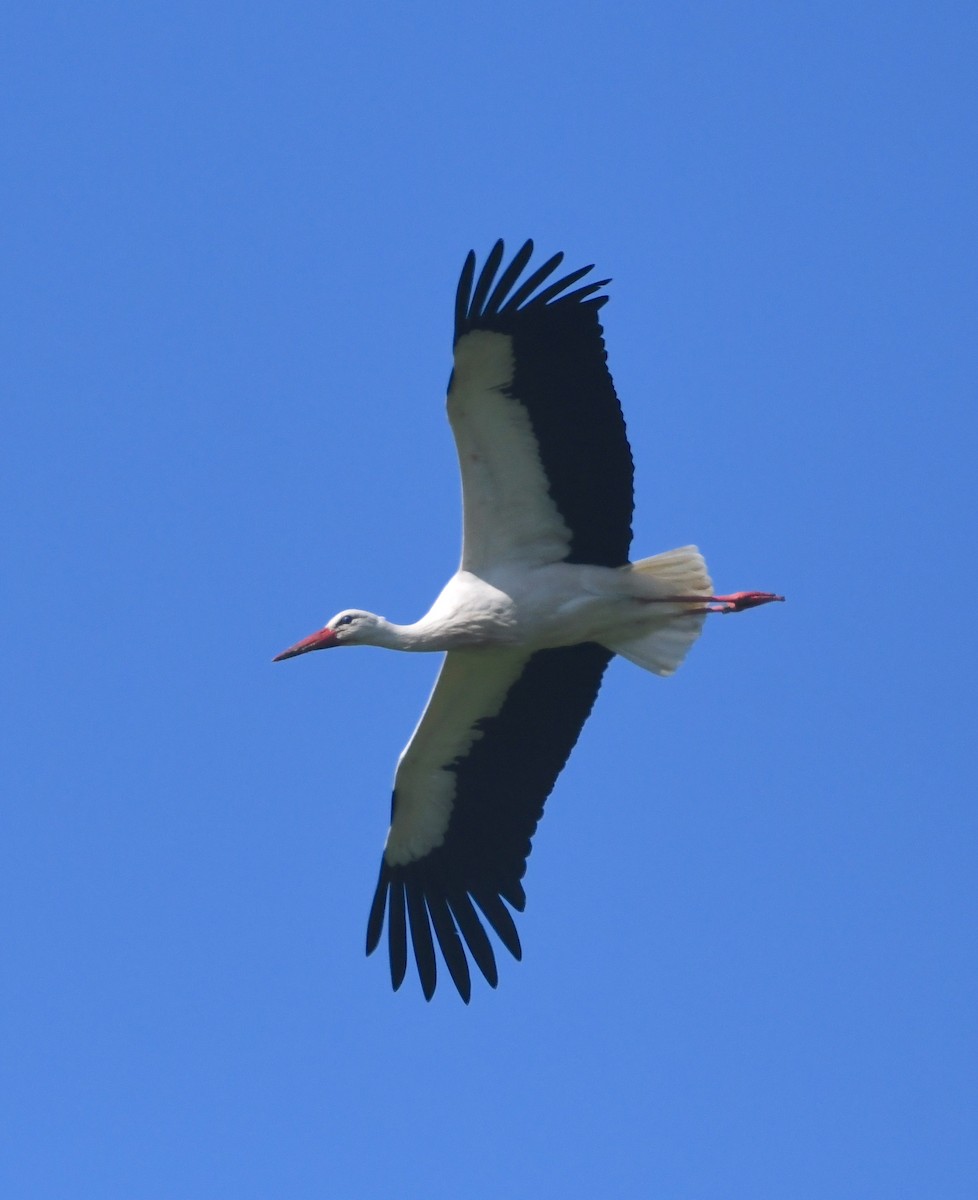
[274,239,782,1002]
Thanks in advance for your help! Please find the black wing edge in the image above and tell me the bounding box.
[453,238,610,345]
[365,643,613,1002]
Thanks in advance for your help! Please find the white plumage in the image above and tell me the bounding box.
[274,240,782,1001]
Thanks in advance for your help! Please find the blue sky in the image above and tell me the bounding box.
[4,3,976,1196]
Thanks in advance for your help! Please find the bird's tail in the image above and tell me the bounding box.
[600,546,713,677]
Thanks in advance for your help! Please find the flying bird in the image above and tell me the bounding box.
[274,240,782,1001]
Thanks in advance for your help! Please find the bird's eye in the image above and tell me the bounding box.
[337,614,356,627]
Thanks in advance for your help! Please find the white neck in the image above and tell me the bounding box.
[366,614,486,652]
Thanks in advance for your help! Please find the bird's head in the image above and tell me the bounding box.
[273,610,382,661]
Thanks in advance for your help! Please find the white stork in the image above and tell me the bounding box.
[274,240,782,1002]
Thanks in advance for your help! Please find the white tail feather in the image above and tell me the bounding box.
[627,545,713,597]
[601,546,713,676]
[603,613,707,676]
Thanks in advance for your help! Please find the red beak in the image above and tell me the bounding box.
[273,627,341,662]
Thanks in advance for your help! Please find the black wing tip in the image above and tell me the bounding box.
[365,864,389,956]
[366,857,523,1001]
[471,889,523,962]
[406,878,438,1000]
[454,240,610,342]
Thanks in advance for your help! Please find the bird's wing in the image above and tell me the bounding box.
[366,641,613,1001]
[448,239,634,572]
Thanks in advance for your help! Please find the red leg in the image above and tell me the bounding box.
[638,591,785,614]
[704,591,785,614]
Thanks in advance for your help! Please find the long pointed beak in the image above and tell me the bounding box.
[273,627,340,662]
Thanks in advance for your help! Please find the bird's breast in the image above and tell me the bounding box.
[416,572,520,649]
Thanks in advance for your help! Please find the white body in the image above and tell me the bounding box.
[406,553,710,653]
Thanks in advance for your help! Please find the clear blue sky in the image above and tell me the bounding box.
[4,3,976,1197]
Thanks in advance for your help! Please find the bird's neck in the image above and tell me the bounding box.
[373,616,485,652]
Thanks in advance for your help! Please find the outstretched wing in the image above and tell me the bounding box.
[366,641,613,1001]
[448,239,634,572]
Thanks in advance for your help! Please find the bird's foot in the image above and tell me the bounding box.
[705,591,785,614]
